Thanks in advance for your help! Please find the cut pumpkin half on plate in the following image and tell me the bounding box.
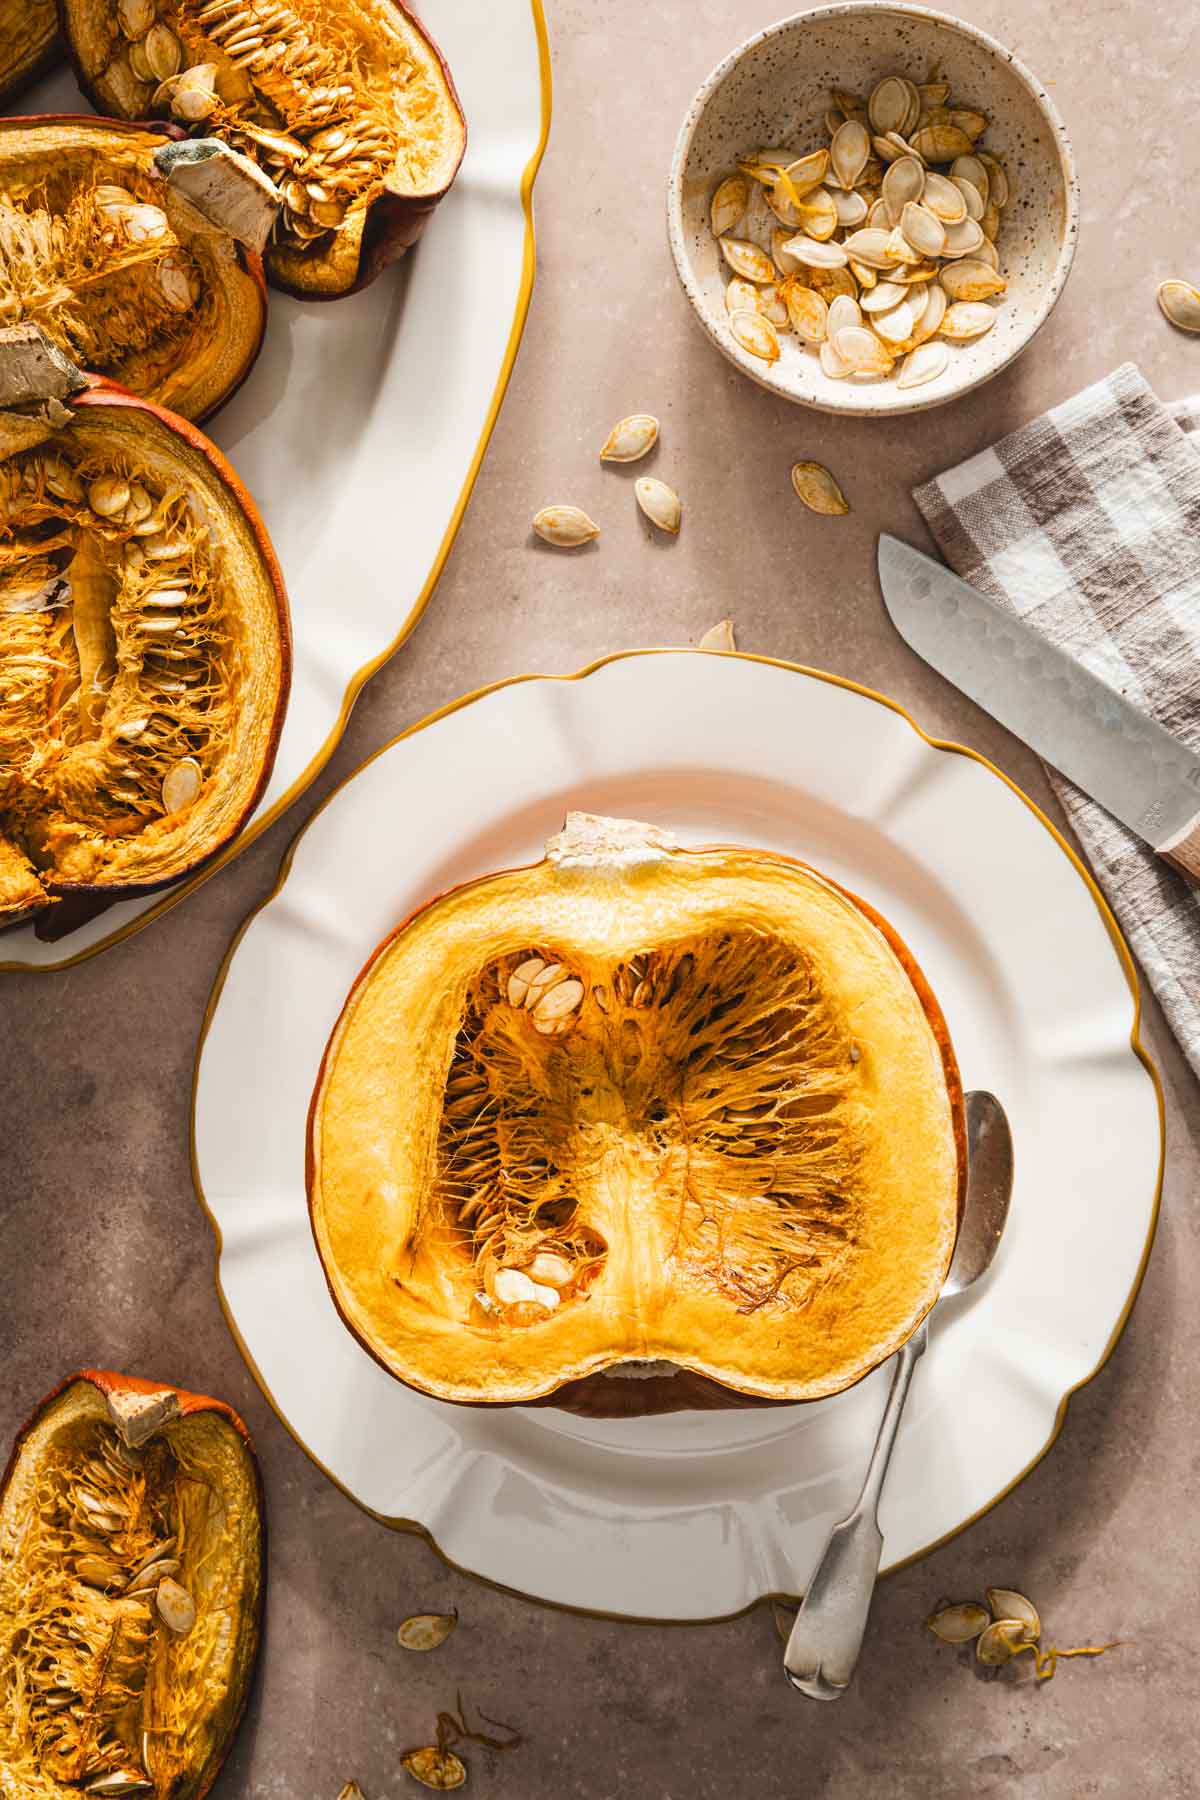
[0,118,273,423]
[0,323,291,937]
[58,0,467,298]
[309,812,966,1414]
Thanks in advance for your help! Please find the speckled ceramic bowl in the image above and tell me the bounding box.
[667,3,1079,415]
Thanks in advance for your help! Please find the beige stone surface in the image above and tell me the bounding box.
[3,2,1200,1795]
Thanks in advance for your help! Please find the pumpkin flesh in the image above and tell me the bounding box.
[0,1371,263,1800]
[0,344,290,930]
[309,816,965,1409]
[0,2,59,105]
[58,0,467,297]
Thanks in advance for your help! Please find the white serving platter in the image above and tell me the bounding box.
[1,0,550,969]
[192,651,1163,1621]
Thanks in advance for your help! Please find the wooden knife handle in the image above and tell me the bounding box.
[1157,812,1200,882]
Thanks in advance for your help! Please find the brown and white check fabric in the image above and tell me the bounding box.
[913,363,1200,1074]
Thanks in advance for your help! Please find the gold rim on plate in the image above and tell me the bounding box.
[188,646,1165,1625]
[1,0,554,974]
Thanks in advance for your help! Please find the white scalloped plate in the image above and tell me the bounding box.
[192,651,1162,1621]
[2,0,549,969]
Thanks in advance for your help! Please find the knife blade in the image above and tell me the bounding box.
[877,534,1200,881]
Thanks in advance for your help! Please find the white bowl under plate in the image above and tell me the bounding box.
[667,3,1080,415]
[192,652,1160,1621]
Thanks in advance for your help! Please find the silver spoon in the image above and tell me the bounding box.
[783,1089,1013,1699]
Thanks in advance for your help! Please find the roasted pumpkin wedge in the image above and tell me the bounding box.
[0,2,60,105]
[0,1369,264,1800]
[309,813,966,1414]
[59,0,467,298]
[0,119,275,423]
[0,323,290,936]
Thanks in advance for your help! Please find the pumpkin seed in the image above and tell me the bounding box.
[85,1777,152,1795]
[711,171,750,233]
[830,119,870,188]
[832,324,893,375]
[770,228,803,276]
[532,506,599,547]
[161,756,203,813]
[88,476,130,518]
[397,1612,458,1652]
[830,187,869,228]
[599,414,659,463]
[940,216,985,258]
[784,284,828,343]
[871,297,916,344]
[757,282,789,327]
[868,75,910,135]
[401,1749,466,1792]
[949,109,988,141]
[1157,279,1200,332]
[783,148,832,196]
[881,156,925,223]
[528,1250,576,1284]
[157,255,198,311]
[635,477,682,533]
[860,280,908,313]
[899,201,946,258]
[826,293,862,335]
[729,307,781,361]
[939,300,997,340]
[727,276,762,313]
[819,337,853,379]
[337,1787,367,1800]
[976,1618,1032,1666]
[117,0,156,35]
[986,1588,1041,1640]
[980,201,1001,242]
[939,259,1006,302]
[976,152,1009,208]
[884,225,923,266]
[897,341,950,388]
[911,123,975,162]
[849,257,878,289]
[796,187,838,241]
[532,976,585,1033]
[781,234,848,270]
[925,1600,990,1641]
[950,155,989,205]
[143,21,181,79]
[840,227,895,269]
[155,1576,196,1635]
[921,170,967,223]
[972,237,1001,272]
[719,237,775,283]
[918,81,951,106]
[791,461,849,515]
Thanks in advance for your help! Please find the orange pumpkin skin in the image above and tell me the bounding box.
[308,815,967,1416]
[0,1369,265,1800]
[0,368,291,940]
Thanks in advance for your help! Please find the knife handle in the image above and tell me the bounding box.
[1158,812,1200,882]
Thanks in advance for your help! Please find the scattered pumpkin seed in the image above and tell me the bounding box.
[697,619,737,651]
[790,461,850,515]
[939,301,997,340]
[729,307,781,362]
[925,1600,990,1641]
[710,175,748,238]
[726,276,762,314]
[398,1612,458,1652]
[401,1749,466,1791]
[634,477,682,534]
[532,505,599,548]
[719,236,775,283]
[599,414,659,463]
[337,1786,367,1800]
[783,283,828,343]
[986,1588,1041,1640]
[1157,279,1200,332]
[939,260,1006,302]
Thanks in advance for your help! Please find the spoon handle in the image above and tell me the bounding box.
[783,1320,929,1699]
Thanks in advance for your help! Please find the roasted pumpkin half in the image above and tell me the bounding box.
[0,323,290,935]
[309,814,966,1414]
[59,0,467,298]
[0,2,61,106]
[0,119,275,424]
[0,1368,264,1800]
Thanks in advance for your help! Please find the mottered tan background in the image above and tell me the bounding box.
[3,1,1200,1795]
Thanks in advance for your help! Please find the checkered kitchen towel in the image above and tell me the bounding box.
[913,363,1200,1076]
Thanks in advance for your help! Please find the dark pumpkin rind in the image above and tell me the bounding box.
[305,841,967,1417]
[54,0,467,300]
[0,5,61,108]
[0,374,292,939]
[0,1367,266,1800]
